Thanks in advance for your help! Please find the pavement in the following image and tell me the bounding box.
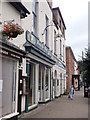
[19,86,88,118]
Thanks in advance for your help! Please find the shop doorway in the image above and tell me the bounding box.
[28,63,36,106]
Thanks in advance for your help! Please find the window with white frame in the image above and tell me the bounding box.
[54,30,56,54]
[63,45,64,62]
[32,0,38,35]
[45,15,49,47]
[60,40,62,59]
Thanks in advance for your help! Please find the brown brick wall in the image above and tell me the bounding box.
[66,47,75,91]
[53,8,66,39]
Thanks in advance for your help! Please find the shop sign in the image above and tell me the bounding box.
[26,30,31,42]
[0,49,20,59]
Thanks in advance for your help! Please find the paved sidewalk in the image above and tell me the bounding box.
[19,87,88,118]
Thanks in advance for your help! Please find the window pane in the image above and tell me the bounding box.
[45,15,49,46]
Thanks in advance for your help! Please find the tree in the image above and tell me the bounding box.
[78,49,90,86]
[84,49,90,86]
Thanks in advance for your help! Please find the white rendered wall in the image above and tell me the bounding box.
[38,1,52,49]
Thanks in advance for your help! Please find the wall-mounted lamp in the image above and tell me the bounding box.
[42,24,55,35]
[42,24,63,39]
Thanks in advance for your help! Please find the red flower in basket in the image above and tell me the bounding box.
[2,21,24,39]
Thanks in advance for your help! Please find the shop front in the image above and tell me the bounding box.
[0,39,26,120]
[24,31,55,111]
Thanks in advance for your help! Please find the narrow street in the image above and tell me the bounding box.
[19,87,88,118]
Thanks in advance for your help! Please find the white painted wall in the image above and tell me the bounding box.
[2,2,22,46]
[1,1,66,114]
[38,1,53,49]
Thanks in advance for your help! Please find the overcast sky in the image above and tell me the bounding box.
[53,0,89,61]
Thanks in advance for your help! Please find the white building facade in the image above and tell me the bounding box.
[0,0,66,119]
[20,0,55,113]
[0,1,30,119]
[52,7,66,99]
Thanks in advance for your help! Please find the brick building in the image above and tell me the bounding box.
[66,46,78,91]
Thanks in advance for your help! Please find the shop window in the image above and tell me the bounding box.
[46,68,49,99]
[45,15,49,47]
[38,65,45,101]
[46,68,48,90]
[32,0,38,36]
[2,58,17,116]
[60,40,62,60]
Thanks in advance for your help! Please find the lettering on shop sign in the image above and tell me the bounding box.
[0,49,20,59]
[0,49,8,55]
[11,53,20,59]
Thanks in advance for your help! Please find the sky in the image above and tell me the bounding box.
[53,0,89,61]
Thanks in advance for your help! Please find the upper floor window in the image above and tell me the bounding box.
[32,0,38,35]
[45,15,49,47]
[63,45,64,62]
[60,40,62,59]
[54,30,56,54]
[32,0,37,14]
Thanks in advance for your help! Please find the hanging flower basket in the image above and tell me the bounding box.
[2,21,24,39]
